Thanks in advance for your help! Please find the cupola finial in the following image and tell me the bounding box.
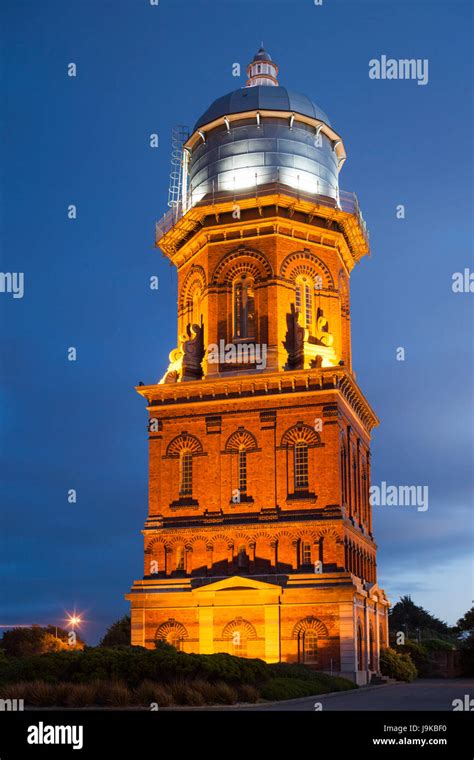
[246,46,279,88]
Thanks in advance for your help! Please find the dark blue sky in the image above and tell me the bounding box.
[1,0,472,644]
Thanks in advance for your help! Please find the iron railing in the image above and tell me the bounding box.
[155,175,369,247]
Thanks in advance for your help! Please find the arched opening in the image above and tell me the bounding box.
[294,441,309,491]
[231,630,247,657]
[179,450,193,496]
[369,625,375,671]
[303,631,318,664]
[166,633,183,651]
[295,274,313,330]
[238,446,247,493]
[357,622,364,671]
[191,288,201,326]
[237,544,249,571]
[233,274,255,339]
[301,541,312,567]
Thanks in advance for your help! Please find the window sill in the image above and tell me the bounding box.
[229,494,254,505]
[170,497,199,510]
[287,492,317,503]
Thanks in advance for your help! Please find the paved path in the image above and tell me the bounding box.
[239,679,474,711]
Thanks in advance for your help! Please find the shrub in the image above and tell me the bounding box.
[399,640,430,676]
[64,683,98,708]
[421,638,455,652]
[169,680,206,706]
[260,677,317,701]
[237,684,260,703]
[211,681,239,704]
[134,680,174,708]
[380,647,417,682]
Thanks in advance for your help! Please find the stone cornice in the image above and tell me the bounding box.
[137,366,379,434]
[157,189,369,270]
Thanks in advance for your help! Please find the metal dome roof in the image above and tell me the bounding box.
[193,85,331,131]
[252,46,272,62]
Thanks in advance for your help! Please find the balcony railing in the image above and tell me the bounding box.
[155,174,369,248]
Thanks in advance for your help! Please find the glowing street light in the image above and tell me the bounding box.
[66,614,82,630]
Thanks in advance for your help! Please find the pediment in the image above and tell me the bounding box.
[193,575,282,594]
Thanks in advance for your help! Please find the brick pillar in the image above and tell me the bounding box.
[249,541,256,572]
[185,545,193,574]
[227,542,234,572]
[339,601,357,677]
[199,606,214,654]
[270,540,277,572]
[264,605,280,663]
[375,601,380,672]
[165,546,172,576]
[206,544,213,574]
[292,539,299,570]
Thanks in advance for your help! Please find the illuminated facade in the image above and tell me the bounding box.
[126,48,389,684]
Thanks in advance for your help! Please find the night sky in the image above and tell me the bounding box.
[1,0,472,644]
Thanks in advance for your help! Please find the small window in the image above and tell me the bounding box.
[237,545,248,569]
[166,633,183,651]
[233,274,255,339]
[301,541,311,565]
[176,547,185,571]
[232,631,247,657]
[238,447,247,493]
[303,632,318,664]
[295,276,313,331]
[294,442,309,490]
[179,451,192,496]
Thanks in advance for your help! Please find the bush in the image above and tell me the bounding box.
[211,681,239,704]
[169,680,206,706]
[399,640,430,676]
[260,677,317,701]
[134,680,173,707]
[237,684,260,703]
[421,638,455,652]
[380,647,417,682]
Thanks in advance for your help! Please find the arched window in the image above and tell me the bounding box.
[295,275,313,331]
[340,443,347,506]
[167,633,183,651]
[303,631,318,664]
[238,447,247,493]
[369,625,375,671]
[237,545,248,570]
[179,451,193,496]
[233,274,255,339]
[301,541,312,566]
[191,288,201,326]
[176,547,185,571]
[232,630,247,657]
[294,442,309,490]
[357,622,364,670]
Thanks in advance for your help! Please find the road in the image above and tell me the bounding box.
[239,679,474,711]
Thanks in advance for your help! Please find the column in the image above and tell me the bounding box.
[292,539,299,570]
[185,545,193,575]
[264,605,280,663]
[199,607,214,654]
[339,601,357,677]
[249,542,256,573]
[270,540,278,572]
[165,546,172,576]
[206,544,213,575]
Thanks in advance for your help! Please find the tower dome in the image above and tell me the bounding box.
[186,48,346,208]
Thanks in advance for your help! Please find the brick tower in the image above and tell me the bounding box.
[126,47,389,684]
